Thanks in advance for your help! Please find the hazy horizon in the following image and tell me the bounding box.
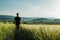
[0,0,60,18]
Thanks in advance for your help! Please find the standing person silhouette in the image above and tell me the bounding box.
[14,13,21,32]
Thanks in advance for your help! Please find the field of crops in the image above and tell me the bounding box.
[0,23,60,40]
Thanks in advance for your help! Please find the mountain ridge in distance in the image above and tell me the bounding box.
[0,15,60,22]
[0,15,38,21]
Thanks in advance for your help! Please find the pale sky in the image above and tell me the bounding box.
[0,0,60,18]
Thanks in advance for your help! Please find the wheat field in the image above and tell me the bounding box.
[0,23,60,40]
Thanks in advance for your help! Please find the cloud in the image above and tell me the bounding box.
[21,0,60,18]
[0,10,22,16]
[49,0,60,18]
[0,0,60,18]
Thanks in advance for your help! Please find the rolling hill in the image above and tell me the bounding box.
[0,15,37,21]
[0,15,60,24]
[31,18,60,24]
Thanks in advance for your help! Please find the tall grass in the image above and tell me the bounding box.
[0,23,15,40]
[0,23,60,40]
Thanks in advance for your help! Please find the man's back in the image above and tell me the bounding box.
[14,17,21,24]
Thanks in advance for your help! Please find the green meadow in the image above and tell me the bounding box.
[0,23,60,40]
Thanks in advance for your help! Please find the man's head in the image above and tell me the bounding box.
[16,13,19,17]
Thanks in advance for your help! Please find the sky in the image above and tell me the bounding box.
[0,0,60,18]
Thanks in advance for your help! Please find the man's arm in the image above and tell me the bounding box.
[20,17,21,24]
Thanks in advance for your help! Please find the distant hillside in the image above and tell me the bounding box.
[0,15,60,24]
[21,17,37,21]
[32,18,49,21]
[0,15,36,22]
[31,18,60,24]
[0,15,14,21]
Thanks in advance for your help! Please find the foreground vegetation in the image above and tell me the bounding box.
[0,23,60,40]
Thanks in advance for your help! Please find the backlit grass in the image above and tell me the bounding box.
[0,23,60,40]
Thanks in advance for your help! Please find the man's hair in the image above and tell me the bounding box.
[16,13,19,15]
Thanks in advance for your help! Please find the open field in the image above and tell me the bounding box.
[0,23,60,40]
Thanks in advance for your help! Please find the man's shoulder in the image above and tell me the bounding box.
[15,17,21,18]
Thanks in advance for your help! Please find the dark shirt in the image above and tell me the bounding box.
[14,17,21,24]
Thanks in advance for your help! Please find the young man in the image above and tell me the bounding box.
[14,13,21,32]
